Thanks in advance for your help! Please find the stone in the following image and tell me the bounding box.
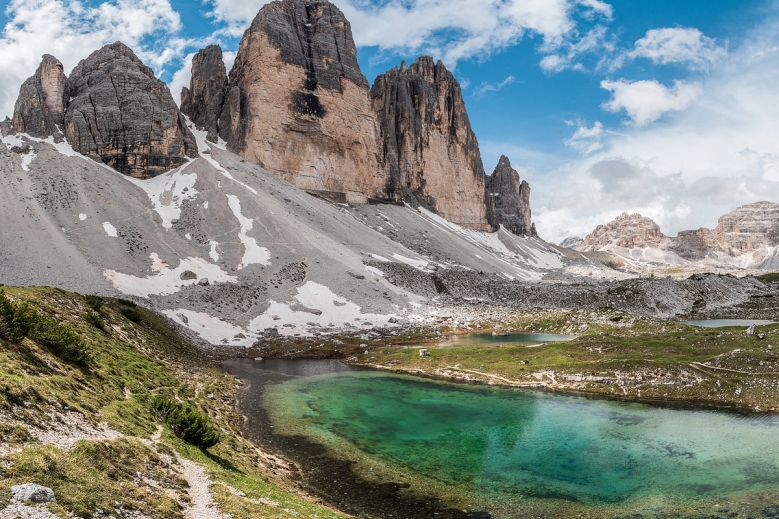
[12,55,67,139]
[747,324,756,335]
[218,0,388,203]
[198,278,210,286]
[264,327,279,337]
[180,270,198,280]
[419,348,430,357]
[11,483,56,504]
[371,57,489,230]
[65,42,198,179]
[485,155,535,236]
[180,45,228,143]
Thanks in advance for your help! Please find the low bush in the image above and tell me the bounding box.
[84,295,104,311]
[85,311,106,330]
[0,290,37,342]
[150,395,220,449]
[117,298,136,307]
[120,307,142,323]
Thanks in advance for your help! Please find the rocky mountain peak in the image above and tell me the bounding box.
[578,213,669,251]
[214,0,387,203]
[64,41,198,178]
[181,45,228,143]
[486,155,535,236]
[12,54,67,139]
[371,56,489,230]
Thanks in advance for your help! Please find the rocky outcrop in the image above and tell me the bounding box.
[217,0,387,203]
[12,55,67,139]
[578,213,671,252]
[181,45,228,143]
[371,57,489,230]
[559,237,584,249]
[64,42,197,179]
[485,156,535,236]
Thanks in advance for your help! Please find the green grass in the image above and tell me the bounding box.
[0,287,350,519]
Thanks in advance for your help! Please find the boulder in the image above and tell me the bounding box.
[12,55,67,139]
[485,156,535,236]
[180,45,228,143]
[65,42,198,178]
[371,57,489,230]
[419,348,430,357]
[11,483,56,503]
[217,0,388,203]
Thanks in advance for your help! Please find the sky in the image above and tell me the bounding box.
[1,0,778,243]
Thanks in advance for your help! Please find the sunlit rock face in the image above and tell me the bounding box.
[371,57,490,230]
[12,54,67,139]
[217,0,389,204]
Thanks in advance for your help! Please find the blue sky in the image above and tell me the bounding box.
[1,0,778,242]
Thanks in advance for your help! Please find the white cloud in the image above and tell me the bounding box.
[0,0,190,119]
[473,75,516,96]
[533,18,779,243]
[630,27,727,70]
[207,0,613,67]
[539,25,615,73]
[600,79,702,126]
[565,121,604,154]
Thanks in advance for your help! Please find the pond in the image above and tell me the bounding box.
[436,332,575,347]
[681,319,774,328]
[224,359,779,519]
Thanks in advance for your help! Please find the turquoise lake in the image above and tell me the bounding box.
[227,359,779,518]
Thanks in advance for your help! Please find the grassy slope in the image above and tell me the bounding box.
[0,286,348,519]
[346,308,779,411]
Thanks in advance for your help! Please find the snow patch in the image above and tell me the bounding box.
[187,119,258,195]
[370,253,390,262]
[393,253,429,270]
[226,194,271,268]
[20,150,36,171]
[366,265,384,277]
[78,213,87,221]
[104,252,236,297]
[209,241,220,263]
[102,222,118,237]
[119,164,198,230]
[203,201,209,209]
[164,309,254,347]
[249,281,398,336]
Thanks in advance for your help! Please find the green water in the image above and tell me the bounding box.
[234,360,779,517]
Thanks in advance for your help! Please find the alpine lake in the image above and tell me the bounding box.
[224,328,779,519]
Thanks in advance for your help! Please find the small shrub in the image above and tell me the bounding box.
[85,311,106,330]
[610,315,622,322]
[30,315,92,366]
[120,307,142,323]
[0,291,37,342]
[117,298,137,307]
[84,295,104,311]
[150,395,220,449]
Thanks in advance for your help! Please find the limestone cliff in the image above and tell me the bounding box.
[65,42,198,179]
[12,55,67,139]
[181,45,228,143]
[577,213,671,252]
[371,57,489,230]
[217,0,387,203]
[485,156,535,236]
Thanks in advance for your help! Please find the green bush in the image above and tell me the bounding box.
[84,295,104,311]
[120,307,142,323]
[30,316,92,366]
[150,395,220,449]
[117,298,137,307]
[0,290,37,342]
[85,311,106,330]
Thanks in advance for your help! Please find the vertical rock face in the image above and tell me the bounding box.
[371,57,489,230]
[64,42,197,179]
[12,55,67,139]
[711,201,779,253]
[218,0,388,203]
[180,45,228,143]
[578,213,671,251]
[485,156,535,236]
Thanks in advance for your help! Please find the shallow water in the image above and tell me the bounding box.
[435,332,574,347]
[227,359,779,518]
[681,319,774,328]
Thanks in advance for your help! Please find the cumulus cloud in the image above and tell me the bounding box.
[629,27,727,70]
[534,19,779,243]
[206,0,613,67]
[0,0,191,118]
[600,79,702,126]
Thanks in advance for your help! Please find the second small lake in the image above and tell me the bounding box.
[682,319,774,328]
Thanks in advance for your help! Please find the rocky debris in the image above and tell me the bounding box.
[11,484,56,504]
[64,42,197,178]
[419,349,430,357]
[485,155,535,236]
[180,270,198,281]
[560,237,584,249]
[371,57,489,230]
[216,0,388,203]
[578,213,671,252]
[12,55,67,139]
[180,45,228,143]
[747,324,756,335]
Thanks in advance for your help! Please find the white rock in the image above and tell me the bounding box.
[11,484,56,503]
